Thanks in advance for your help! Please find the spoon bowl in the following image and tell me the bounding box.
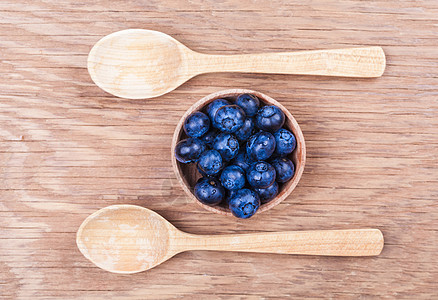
[77,205,384,274]
[88,29,386,99]
[76,205,179,273]
[88,29,195,99]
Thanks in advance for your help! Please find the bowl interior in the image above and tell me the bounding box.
[172,89,306,216]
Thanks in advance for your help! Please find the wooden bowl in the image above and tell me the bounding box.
[171,89,306,216]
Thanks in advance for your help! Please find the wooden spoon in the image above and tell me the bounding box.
[87,29,386,99]
[76,205,384,274]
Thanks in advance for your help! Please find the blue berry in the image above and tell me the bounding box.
[194,177,225,206]
[225,189,238,204]
[213,105,246,133]
[200,129,218,147]
[228,188,260,219]
[197,150,223,176]
[254,181,279,204]
[231,149,253,172]
[246,131,276,161]
[220,165,245,191]
[183,112,210,138]
[236,93,260,117]
[255,105,285,132]
[213,133,239,161]
[235,117,255,142]
[270,157,295,183]
[274,128,296,156]
[247,161,276,188]
[174,138,206,163]
[206,98,230,120]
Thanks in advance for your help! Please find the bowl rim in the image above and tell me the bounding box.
[171,89,306,216]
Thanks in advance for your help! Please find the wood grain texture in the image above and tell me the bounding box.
[0,0,437,299]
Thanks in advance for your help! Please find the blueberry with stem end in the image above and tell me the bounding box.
[213,105,246,133]
[274,128,296,157]
[220,165,246,191]
[213,133,239,161]
[228,188,260,219]
[194,177,225,205]
[197,150,223,176]
[247,161,276,188]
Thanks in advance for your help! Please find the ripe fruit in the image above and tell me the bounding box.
[246,161,276,188]
[194,177,225,205]
[213,105,245,133]
[231,149,253,172]
[254,181,279,204]
[235,117,255,142]
[255,105,285,132]
[236,93,260,117]
[220,165,246,191]
[274,128,296,156]
[183,111,210,138]
[197,150,223,176]
[246,131,276,161]
[206,98,230,120]
[213,133,239,161]
[175,94,297,218]
[270,157,295,183]
[174,138,206,163]
[228,188,260,219]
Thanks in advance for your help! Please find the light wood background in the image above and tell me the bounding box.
[1,0,437,299]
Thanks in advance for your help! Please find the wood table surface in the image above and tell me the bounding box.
[1,1,437,299]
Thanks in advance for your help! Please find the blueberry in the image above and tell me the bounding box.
[254,181,279,204]
[213,105,246,133]
[183,112,210,138]
[200,129,218,147]
[235,117,255,142]
[225,189,238,204]
[255,105,285,132]
[228,188,260,219]
[246,161,276,188]
[246,131,276,161]
[236,93,260,117]
[197,150,223,176]
[194,177,225,206]
[274,128,296,156]
[231,149,253,172]
[174,138,206,163]
[270,157,295,183]
[220,165,246,191]
[206,98,231,120]
[213,133,239,161]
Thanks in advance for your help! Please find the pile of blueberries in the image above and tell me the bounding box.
[175,94,296,219]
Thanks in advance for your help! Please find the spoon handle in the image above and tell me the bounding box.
[195,47,385,78]
[183,229,383,256]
